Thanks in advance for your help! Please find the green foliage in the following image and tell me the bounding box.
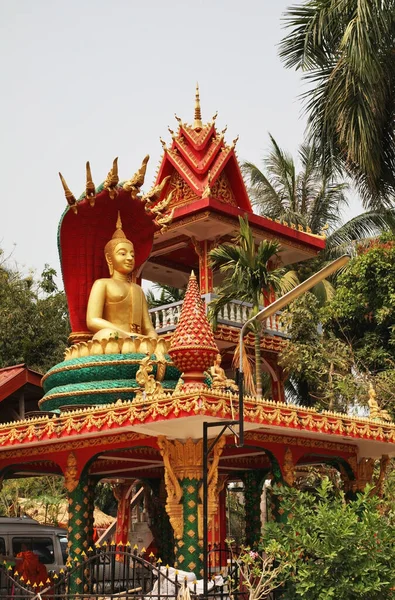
[321,235,395,415]
[95,482,117,516]
[279,294,364,410]
[263,480,395,600]
[0,476,66,524]
[226,540,289,600]
[279,0,395,209]
[280,237,395,414]
[243,135,349,236]
[227,489,245,545]
[323,235,395,370]
[209,216,295,314]
[243,135,395,266]
[0,256,70,373]
[146,284,185,309]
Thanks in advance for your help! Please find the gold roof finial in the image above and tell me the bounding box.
[116,211,122,231]
[193,83,203,130]
[85,161,96,207]
[59,172,77,214]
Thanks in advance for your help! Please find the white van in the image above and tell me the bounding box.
[0,516,67,572]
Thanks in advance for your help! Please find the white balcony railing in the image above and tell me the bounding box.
[149,293,289,338]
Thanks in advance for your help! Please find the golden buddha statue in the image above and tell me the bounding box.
[86,214,158,343]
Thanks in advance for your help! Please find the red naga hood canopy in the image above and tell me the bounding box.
[57,156,173,341]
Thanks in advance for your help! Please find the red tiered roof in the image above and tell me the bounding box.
[155,85,251,213]
[143,86,326,288]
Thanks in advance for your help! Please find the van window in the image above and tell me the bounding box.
[12,537,55,564]
[58,535,68,563]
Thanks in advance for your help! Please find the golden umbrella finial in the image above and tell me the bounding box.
[59,172,77,214]
[193,82,203,130]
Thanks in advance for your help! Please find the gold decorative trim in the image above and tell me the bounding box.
[0,393,394,453]
[64,452,79,492]
[63,335,169,362]
[0,432,149,461]
[244,431,357,454]
[282,447,295,486]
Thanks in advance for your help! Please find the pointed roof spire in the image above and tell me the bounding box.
[169,271,218,390]
[193,83,203,130]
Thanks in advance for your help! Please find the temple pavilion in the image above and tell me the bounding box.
[0,88,394,592]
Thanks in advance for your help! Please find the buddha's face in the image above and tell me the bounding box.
[107,241,135,275]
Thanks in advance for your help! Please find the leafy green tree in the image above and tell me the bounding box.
[0,258,70,373]
[322,234,395,415]
[263,479,395,600]
[279,0,395,209]
[243,135,394,263]
[279,294,364,410]
[209,216,297,397]
[0,476,66,524]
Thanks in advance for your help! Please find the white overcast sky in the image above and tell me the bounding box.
[0,0,362,285]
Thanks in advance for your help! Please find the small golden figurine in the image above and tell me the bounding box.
[86,214,158,343]
[210,353,238,392]
[368,383,391,421]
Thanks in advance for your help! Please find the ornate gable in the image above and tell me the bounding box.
[155,85,252,213]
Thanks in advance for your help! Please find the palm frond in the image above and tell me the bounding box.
[232,344,256,396]
[242,160,286,219]
[265,134,297,209]
[324,209,395,258]
[280,0,395,208]
[310,278,335,306]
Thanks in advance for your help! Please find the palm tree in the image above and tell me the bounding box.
[243,135,395,267]
[146,284,185,309]
[279,0,395,209]
[209,216,297,398]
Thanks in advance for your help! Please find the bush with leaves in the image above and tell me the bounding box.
[226,540,289,600]
[263,479,395,600]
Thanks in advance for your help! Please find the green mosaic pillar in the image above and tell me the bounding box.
[65,463,95,596]
[242,471,265,547]
[176,478,201,573]
[158,436,224,577]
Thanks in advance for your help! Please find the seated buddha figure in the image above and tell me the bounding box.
[86,215,158,342]
[210,353,238,393]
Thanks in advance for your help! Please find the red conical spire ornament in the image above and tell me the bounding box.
[169,271,218,390]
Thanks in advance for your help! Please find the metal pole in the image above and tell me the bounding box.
[202,255,350,596]
[203,422,209,599]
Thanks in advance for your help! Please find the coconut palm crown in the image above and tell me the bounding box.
[279,0,395,210]
[209,216,297,398]
[243,135,394,261]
